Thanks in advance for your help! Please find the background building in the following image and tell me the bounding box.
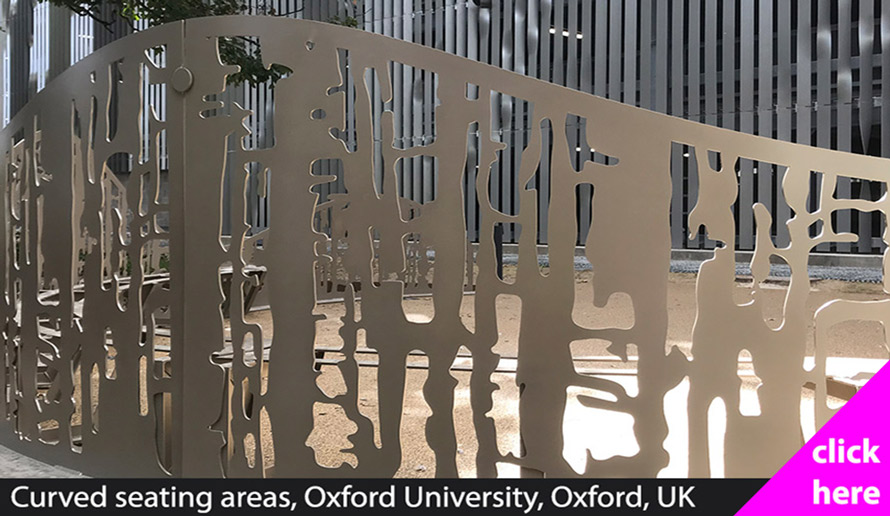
[3,0,888,255]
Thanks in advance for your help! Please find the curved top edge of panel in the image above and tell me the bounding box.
[5,14,890,178]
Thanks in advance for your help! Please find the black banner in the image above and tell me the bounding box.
[0,478,766,515]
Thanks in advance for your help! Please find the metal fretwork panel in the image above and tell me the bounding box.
[0,22,183,477]
[1,16,889,479]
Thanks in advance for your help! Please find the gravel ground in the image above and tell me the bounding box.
[670,259,884,283]
[2,263,887,478]
[250,269,890,477]
[0,444,83,478]
[501,254,885,284]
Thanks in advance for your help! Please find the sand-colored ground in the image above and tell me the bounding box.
[48,268,888,477]
[219,269,889,477]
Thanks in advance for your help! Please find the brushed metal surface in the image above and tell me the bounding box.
[1,15,887,479]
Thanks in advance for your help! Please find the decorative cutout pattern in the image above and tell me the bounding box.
[0,17,888,478]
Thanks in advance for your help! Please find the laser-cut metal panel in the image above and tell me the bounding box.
[1,16,889,478]
[0,23,184,477]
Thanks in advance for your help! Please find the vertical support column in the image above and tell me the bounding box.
[723,0,738,248]
[0,11,6,124]
[669,1,685,249]
[815,0,831,252]
[739,0,755,250]
[174,21,227,477]
[9,0,34,117]
[161,22,189,479]
[47,4,71,82]
[858,0,876,253]
[797,0,813,222]
[775,0,792,247]
[836,0,853,252]
[757,0,774,249]
[882,1,890,258]
[639,0,652,111]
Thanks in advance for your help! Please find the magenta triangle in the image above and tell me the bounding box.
[735,362,890,514]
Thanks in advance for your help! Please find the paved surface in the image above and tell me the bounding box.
[0,444,84,478]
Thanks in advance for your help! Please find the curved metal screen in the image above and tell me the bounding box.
[1,16,887,478]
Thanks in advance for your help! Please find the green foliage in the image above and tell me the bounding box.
[43,1,246,28]
[122,252,169,276]
[217,36,292,87]
[40,0,361,86]
[327,15,358,28]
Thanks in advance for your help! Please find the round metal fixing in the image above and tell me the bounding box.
[171,67,194,93]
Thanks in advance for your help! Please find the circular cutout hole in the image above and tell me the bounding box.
[311,109,327,120]
[305,41,315,50]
